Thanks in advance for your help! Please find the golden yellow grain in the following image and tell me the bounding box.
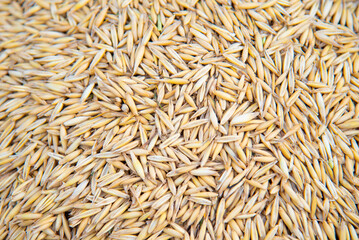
[0,0,359,239]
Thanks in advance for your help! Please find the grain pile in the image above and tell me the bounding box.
[0,0,359,239]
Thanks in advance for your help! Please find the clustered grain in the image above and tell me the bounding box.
[0,0,359,239]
